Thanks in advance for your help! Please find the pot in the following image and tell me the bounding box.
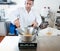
[17,26,37,42]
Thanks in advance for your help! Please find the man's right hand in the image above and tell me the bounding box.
[14,18,20,28]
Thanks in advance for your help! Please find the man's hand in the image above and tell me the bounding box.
[31,21,38,27]
[14,18,20,28]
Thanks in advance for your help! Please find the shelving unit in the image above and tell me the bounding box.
[0,2,16,5]
[0,1,16,36]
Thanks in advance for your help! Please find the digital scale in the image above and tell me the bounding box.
[18,37,37,51]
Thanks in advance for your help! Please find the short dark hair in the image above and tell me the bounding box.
[28,0,34,1]
[30,0,34,1]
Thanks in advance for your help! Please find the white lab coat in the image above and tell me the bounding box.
[9,7,42,29]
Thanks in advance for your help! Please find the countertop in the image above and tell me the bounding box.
[0,36,60,51]
[38,27,60,36]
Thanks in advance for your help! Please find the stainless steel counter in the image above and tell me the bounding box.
[37,36,60,51]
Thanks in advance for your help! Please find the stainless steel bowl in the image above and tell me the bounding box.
[20,33,36,42]
[17,26,37,42]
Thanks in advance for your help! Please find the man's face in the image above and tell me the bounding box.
[25,0,34,9]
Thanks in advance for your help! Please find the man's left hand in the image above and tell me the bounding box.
[31,21,38,27]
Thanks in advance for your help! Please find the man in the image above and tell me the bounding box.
[14,0,42,30]
[8,0,42,35]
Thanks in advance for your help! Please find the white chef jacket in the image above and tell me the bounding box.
[10,7,42,29]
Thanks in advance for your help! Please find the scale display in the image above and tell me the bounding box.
[18,43,37,49]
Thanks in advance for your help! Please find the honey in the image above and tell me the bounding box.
[46,32,52,36]
[24,33,32,37]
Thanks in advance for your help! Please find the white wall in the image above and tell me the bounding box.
[0,0,60,20]
[34,0,59,13]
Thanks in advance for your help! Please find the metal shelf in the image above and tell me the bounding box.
[0,2,16,5]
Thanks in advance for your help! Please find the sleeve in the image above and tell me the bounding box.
[35,12,42,27]
[7,8,20,24]
[19,15,24,29]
